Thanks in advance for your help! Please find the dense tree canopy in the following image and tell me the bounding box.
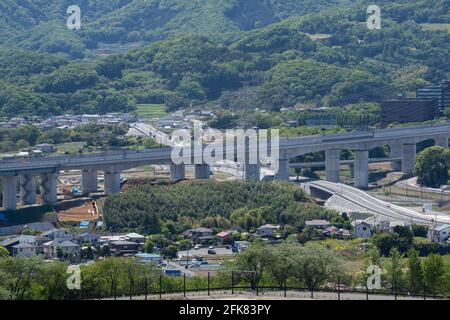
[414,146,450,188]
[102,181,338,233]
[1,0,449,118]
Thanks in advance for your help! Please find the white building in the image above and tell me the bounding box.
[125,233,146,244]
[41,229,77,242]
[58,241,80,257]
[428,225,450,243]
[352,221,373,239]
[12,243,37,258]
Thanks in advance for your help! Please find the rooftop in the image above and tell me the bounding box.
[305,220,330,226]
[12,242,36,249]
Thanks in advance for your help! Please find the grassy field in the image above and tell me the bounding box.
[305,33,332,41]
[55,141,86,154]
[421,23,450,33]
[136,104,167,118]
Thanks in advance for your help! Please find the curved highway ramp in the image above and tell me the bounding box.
[309,180,450,226]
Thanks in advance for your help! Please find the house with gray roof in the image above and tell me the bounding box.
[428,224,450,243]
[12,243,37,258]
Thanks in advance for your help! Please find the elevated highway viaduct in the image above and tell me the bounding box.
[1,123,449,211]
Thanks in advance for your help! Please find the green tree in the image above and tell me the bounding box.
[414,146,450,188]
[15,139,29,150]
[233,243,274,289]
[292,243,342,292]
[385,248,405,294]
[0,246,9,257]
[162,245,178,259]
[34,261,69,300]
[423,254,445,296]
[406,248,423,295]
[360,248,381,288]
[144,240,155,253]
[266,243,298,288]
[0,257,44,300]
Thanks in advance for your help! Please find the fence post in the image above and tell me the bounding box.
[98,282,101,301]
[114,282,117,300]
[423,279,426,301]
[159,274,162,300]
[231,271,234,295]
[208,272,210,296]
[337,276,341,301]
[183,273,186,298]
[394,278,397,301]
[144,277,148,301]
[366,284,369,301]
[129,280,133,300]
[310,288,314,299]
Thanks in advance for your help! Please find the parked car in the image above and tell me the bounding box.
[208,246,215,249]
[208,249,216,255]
[194,244,202,250]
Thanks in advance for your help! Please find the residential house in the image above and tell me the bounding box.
[12,243,37,258]
[352,221,373,239]
[79,232,101,244]
[0,238,20,255]
[0,235,37,256]
[124,232,146,244]
[322,226,352,239]
[428,225,450,243]
[305,220,331,229]
[42,240,80,259]
[42,240,59,259]
[216,231,233,244]
[182,228,214,244]
[256,224,281,238]
[110,240,141,255]
[41,229,77,242]
[58,241,80,257]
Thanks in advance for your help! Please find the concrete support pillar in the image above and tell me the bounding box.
[354,150,369,189]
[81,169,98,195]
[20,174,36,206]
[170,164,186,181]
[104,172,121,195]
[389,143,402,171]
[40,173,58,206]
[325,149,340,183]
[402,144,416,176]
[435,136,449,148]
[194,164,211,180]
[2,176,17,211]
[244,164,260,181]
[274,159,290,181]
[348,164,355,179]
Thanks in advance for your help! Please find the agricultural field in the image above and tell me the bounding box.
[305,33,332,41]
[136,104,167,119]
[420,23,450,33]
[54,141,87,154]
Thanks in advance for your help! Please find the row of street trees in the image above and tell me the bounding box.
[361,248,449,296]
[0,243,448,299]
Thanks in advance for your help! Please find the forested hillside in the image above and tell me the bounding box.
[0,0,352,58]
[0,0,449,119]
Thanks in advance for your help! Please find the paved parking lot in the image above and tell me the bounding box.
[178,247,234,257]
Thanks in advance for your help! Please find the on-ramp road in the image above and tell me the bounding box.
[308,180,450,226]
